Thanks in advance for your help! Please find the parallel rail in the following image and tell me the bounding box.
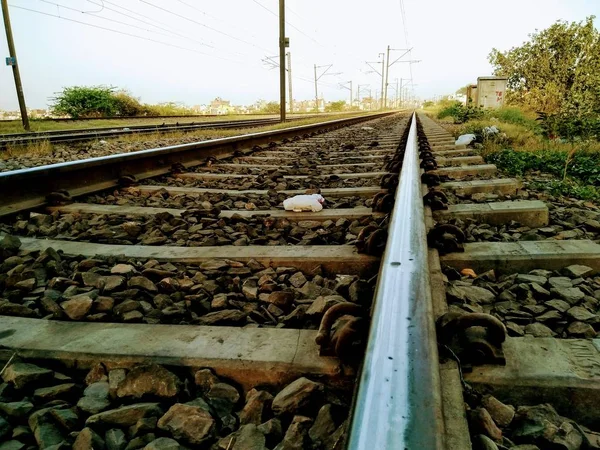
[0,112,394,216]
[0,116,321,148]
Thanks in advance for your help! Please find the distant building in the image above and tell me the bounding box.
[209,97,233,115]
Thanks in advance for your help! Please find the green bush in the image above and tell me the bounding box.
[437,102,485,123]
[112,91,155,117]
[486,148,600,185]
[537,111,600,141]
[50,85,119,119]
[144,102,196,116]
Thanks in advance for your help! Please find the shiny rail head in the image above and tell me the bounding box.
[347,112,444,450]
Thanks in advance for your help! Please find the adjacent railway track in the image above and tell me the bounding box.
[0,114,334,149]
[1,110,600,449]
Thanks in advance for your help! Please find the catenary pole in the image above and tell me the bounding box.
[278,0,286,121]
[1,0,30,130]
[287,52,293,114]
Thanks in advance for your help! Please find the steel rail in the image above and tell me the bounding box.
[0,111,396,217]
[0,117,282,139]
[0,118,291,148]
[347,112,444,449]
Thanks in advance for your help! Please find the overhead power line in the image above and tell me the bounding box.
[139,0,274,54]
[85,0,212,48]
[251,0,323,47]
[9,4,248,63]
[36,0,203,45]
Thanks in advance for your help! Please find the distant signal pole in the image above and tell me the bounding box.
[1,0,30,130]
[287,52,293,114]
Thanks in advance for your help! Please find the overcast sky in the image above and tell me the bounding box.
[1,0,598,110]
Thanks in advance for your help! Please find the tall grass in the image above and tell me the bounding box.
[2,140,53,159]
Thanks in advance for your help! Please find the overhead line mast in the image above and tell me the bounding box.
[1,0,30,130]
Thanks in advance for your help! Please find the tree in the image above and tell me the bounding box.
[50,85,118,118]
[112,90,153,116]
[488,16,600,115]
[325,100,346,112]
[455,85,469,96]
[258,101,280,114]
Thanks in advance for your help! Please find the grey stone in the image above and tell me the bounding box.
[535,310,563,322]
[50,408,79,431]
[481,395,514,427]
[516,274,547,285]
[309,404,337,446]
[86,403,163,427]
[204,382,241,417]
[157,403,215,445]
[257,418,283,448]
[232,424,267,450]
[551,287,585,305]
[73,427,105,450]
[239,389,273,425]
[0,441,26,450]
[548,277,573,289]
[274,415,312,450]
[265,291,295,309]
[306,295,344,317]
[544,299,571,313]
[567,321,597,338]
[116,364,180,399]
[524,322,554,337]
[0,401,34,419]
[198,309,246,325]
[272,377,324,416]
[129,276,158,292]
[33,383,77,401]
[446,284,495,304]
[61,295,93,320]
[562,265,595,278]
[289,272,307,288]
[143,438,181,450]
[2,362,53,389]
[567,306,596,322]
[474,435,499,450]
[0,416,10,441]
[124,433,156,450]
[105,428,127,450]
[1,235,21,251]
[530,283,551,299]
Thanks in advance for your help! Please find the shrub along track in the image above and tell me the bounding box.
[0,112,418,449]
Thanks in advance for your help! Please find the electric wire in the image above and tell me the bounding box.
[9,4,252,63]
[85,0,213,48]
[36,0,201,44]
[139,0,274,54]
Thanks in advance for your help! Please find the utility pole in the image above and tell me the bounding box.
[339,81,353,109]
[286,52,293,114]
[278,0,287,122]
[384,45,390,109]
[379,53,384,110]
[2,0,30,130]
[365,53,385,110]
[313,63,334,112]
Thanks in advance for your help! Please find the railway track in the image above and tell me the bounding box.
[0,115,330,149]
[1,111,600,449]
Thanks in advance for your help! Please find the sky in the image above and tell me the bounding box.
[1,0,599,110]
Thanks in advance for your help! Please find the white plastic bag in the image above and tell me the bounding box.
[455,134,476,146]
[283,194,325,212]
[483,126,499,135]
